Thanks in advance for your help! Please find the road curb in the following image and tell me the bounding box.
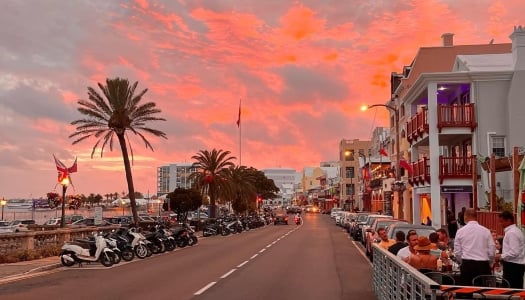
[25,263,63,275]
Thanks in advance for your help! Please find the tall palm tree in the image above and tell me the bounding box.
[190,149,235,218]
[223,166,258,214]
[69,78,167,224]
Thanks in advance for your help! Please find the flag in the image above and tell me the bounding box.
[236,99,241,128]
[379,148,388,157]
[68,157,78,173]
[53,154,78,183]
[399,159,413,175]
[53,154,67,173]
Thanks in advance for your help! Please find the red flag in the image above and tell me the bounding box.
[236,99,241,127]
[53,154,67,173]
[67,157,78,173]
[379,148,388,157]
[400,159,413,175]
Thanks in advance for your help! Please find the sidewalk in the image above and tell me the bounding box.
[0,256,61,280]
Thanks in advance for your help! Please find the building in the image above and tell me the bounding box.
[262,168,296,207]
[339,139,372,210]
[390,27,525,228]
[156,163,197,196]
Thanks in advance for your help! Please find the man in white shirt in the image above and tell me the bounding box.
[397,230,418,261]
[454,208,495,286]
[495,211,525,289]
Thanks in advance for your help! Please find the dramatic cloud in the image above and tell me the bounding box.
[0,0,523,198]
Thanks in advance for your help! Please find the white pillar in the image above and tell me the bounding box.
[428,82,442,228]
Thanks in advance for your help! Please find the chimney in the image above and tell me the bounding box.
[510,25,525,70]
[441,33,454,47]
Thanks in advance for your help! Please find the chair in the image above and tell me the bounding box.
[425,272,456,285]
[472,274,510,288]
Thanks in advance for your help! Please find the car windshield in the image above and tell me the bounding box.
[357,214,368,222]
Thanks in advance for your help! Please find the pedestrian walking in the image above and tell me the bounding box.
[454,208,495,286]
[495,211,525,289]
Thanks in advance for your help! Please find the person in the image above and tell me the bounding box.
[398,230,418,261]
[447,209,458,238]
[428,232,442,258]
[406,236,438,272]
[495,211,525,289]
[425,216,432,226]
[458,207,466,226]
[294,213,301,224]
[454,208,495,286]
[377,227,396,250]
[493,236,504,277]
[388,230,408,255]
[495,236,503,254]
[436,228,454,251]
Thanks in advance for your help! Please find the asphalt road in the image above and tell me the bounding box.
[0,213,376,300]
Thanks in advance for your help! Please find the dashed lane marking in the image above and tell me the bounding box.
[220,269,236,279]
[250,254,258,259]
[194,282,217,295]
[237,260,248,268]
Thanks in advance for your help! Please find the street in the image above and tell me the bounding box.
[0,213,375,300]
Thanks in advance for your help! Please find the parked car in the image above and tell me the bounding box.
[330,208,343,218]
[274,214,289,225]
[385,223,437,241]
[64,214,84,224]
[365,218,407,256]
[69,217,111,227]
[0,220,12,233]
[349,212,370,237]
[360,214,392,244]
[44,218,62,226]
[9,219,35,232]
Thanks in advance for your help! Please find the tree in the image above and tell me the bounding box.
[163,188,202,221]
[189,149,235,218]
[69,78,167,224]
[223,166,258,214]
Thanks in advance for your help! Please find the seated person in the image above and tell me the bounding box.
[406,236,438,272]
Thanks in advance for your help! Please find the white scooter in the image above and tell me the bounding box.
[60,233,114,267]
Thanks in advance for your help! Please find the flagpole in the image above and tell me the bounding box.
[238,99,242,166]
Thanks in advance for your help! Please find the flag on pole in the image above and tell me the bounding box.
[236,99,241,128]
[399,159,413,175]
[379,148,388,157]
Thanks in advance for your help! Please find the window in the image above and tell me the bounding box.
[344,149,354,161]
[345,167,355,179]
[346,184,355,196]
[491,136,506,157]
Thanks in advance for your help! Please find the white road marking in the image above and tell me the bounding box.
[250,254,258,259]
[266,243,272,248]
[220,269,236,279]
[194,281,217,295]
[259,248,266,253]
[352,241,372,266]
[237,260,249,268]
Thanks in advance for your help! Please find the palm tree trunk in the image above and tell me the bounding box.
[209,183,216,218]
[117,133,139,224]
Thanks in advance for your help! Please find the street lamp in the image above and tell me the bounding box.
[60,177,69,228]
[121,199,126,216]
[1,198,6,220]
[361,103,404,218]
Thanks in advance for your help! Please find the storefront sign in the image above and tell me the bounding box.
[441,186,472,193]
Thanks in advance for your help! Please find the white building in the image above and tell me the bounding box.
[262,168,297,206]
[156,163,197,196]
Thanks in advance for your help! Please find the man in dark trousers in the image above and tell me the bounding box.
[495,211,525,289]
[458,207,466,226]
[454,208,495,286]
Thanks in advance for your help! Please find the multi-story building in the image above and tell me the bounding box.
[262,168,296,207]
[339,139,372,210]
[156,163,197,196]
[388,27,524,228]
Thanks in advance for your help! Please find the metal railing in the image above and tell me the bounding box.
[372,244,525,299]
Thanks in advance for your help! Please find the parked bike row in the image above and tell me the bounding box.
[60,223,198,268]
[202,214,273,237]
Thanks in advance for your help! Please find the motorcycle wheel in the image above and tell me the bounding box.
[60,253,76,267]
[221,229,230,236]
[150,244,160,254]
[135,244,148,259]
[190,236,198,245]
[159,242,166,253]
[203,231,211,237]
[146,247,153,257]
[111,252,122,264]
[177,239,188,248]
[121,248,134,261]
[100,253,113,267]
[165,240,175,251]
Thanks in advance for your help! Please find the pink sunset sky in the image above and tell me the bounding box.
[0,0,523,199]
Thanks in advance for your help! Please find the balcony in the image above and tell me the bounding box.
[406,104,478,144]
[408,158,430,186]
[437,103,477,132]
[406,107,429,143]
[439,156,475,183]
[407,156,475,185]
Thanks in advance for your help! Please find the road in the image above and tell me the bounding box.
[0,213,375,300]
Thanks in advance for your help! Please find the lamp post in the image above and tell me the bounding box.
[121,199,126,216]
[361,103,404,218]
[60,177,69,228]
[1,198,6,220]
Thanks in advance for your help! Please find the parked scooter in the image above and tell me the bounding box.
[181,223,198,246]
[60,233,114,267]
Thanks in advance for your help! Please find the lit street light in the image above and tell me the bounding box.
[121,199,126,216]
[1,197,6,220]
[60,177,69,228]
[361,103,404,218]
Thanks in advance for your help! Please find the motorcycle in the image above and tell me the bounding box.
[120,227,149,259]
[60,233,114,267]
[182,223,198,246]
[294,215,302,225]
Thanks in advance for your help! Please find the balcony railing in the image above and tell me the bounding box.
[406,107,428,143]
[408,158,430,186]
[437,103,477,132]
[439,156,475,183]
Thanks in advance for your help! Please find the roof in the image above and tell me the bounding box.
[454,53,513,71]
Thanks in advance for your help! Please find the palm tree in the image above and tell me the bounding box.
[190,149,235,218]
[69,78,167,224]
[223,166,258,214]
